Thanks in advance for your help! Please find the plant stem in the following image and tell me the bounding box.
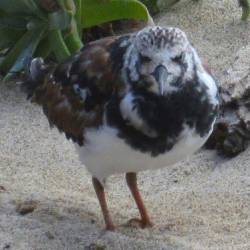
[49,29,70,62]
[62,0,83,52]
[64,0,76,14]
[64,19,83,53]
[34,36,51,58]
[0,30,37,74]
[74,0,82,36]
[56,0,75,13]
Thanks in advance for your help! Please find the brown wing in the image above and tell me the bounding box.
[28,35,130,145]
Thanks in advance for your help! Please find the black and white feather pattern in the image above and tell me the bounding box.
[23,26,219,182]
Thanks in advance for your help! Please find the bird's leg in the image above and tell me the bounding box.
[92,177,115,231]
[125,172,153,228]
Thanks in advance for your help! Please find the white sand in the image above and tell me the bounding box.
[1,0,250,249]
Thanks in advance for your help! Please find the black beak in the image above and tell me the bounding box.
[152,65,168,95]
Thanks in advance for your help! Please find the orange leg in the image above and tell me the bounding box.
[126,172,153,228]
[92,177,115,231]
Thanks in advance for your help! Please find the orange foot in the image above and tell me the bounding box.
[125,218,153,229]
[105,223,116,231]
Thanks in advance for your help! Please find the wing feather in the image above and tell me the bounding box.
[26,36,129,145]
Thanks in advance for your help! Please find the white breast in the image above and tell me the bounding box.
[75,123,214,183]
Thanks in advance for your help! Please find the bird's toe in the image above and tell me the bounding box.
[125,218,153,229]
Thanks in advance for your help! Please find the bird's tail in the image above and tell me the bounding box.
[21,57,49,99]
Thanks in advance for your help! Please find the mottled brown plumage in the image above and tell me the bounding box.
[26,36,127,145]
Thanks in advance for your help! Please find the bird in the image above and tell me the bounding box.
[22,26,219,231]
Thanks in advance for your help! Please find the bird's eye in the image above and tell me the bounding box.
[172,53,184,63]
[140,54,151,63]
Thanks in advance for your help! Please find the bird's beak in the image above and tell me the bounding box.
[152,65,168,95]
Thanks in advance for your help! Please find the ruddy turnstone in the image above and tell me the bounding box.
[23,26,219,230]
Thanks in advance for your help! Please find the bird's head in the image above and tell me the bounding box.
[123,26,199,95]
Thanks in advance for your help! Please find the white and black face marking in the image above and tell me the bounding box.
[123,26,195,95]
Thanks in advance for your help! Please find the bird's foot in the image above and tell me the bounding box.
[105,222,116,231]
[125,218,153,229]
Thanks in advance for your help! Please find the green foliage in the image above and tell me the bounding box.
[239,0,250,20]
[82,0,150,28]
[0,0,249,81]
[0,0,150,80]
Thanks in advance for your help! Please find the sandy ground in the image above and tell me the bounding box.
[1,0,250,249]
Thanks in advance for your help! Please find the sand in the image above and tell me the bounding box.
[1,0,250,249]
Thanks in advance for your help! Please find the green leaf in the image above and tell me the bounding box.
[0,14,28,29]
[239,0,250,20]
[49,10,73,30]
[34,36,51,58]
[50,1,82,54]
[64,19,83,53]
[81,0,150,28]
[0,27,46,78]
[49,29,71,62]
[0,9,5,16]
[0,28,24,50]
[0,0,46,19]
[74,0,82,35]
[56,0,75,13]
